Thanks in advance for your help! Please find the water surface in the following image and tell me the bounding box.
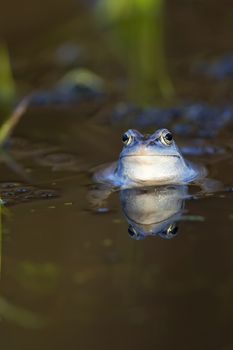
[0,1,233,349]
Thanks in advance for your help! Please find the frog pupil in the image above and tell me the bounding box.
[122,133,129,143]
[165,132,173,141]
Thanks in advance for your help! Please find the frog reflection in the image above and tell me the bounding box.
[89,128,222,239]
[120,185,188,240]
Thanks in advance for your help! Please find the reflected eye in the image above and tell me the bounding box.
[128,225,143,240]
[167,224,178,236]
[128,225,137,237]
[159,223,179,239]
[160,130,173,146]
[122,132,133,146]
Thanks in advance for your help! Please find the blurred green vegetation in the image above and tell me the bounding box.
[96,0,174,104]
[0,43,28,146]
[0,43,15,115]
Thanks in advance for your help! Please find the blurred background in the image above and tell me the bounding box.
[0,1,233,350]
[1,0,233,107]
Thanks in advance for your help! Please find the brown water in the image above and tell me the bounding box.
[0,1,233,349]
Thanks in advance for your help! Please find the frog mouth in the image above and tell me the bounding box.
[121,154,181,159]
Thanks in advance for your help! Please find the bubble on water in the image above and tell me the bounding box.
[97,207,109,213]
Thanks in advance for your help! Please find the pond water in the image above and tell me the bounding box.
[0,1,233,349]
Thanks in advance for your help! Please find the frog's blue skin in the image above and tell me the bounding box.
[94,128,207,188]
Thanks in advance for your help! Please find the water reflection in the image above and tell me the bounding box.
[0,203,54,329]
[89,183,189,240]
[120,185,188,240]
[0,295,46,329]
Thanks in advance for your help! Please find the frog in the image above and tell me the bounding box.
[88,128,224,240]
[93,128,207,188]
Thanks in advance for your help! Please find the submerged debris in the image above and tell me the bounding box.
[0,182,59,206]
[111,102,233,138]
[199,54,233,79]
[29,85,105,107]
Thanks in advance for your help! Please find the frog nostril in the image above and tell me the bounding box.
[149,141,156,146]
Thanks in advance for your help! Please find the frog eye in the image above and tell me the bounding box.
[122,132,133,146]
[160,130,173,146]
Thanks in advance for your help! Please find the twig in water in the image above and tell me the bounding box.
[0,96,30,146]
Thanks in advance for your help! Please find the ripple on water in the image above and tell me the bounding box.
[4,137,88,173]
[6,137,59,158]
[35,152,87,172]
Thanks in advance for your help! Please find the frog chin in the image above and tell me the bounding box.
[117,154,185,184]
